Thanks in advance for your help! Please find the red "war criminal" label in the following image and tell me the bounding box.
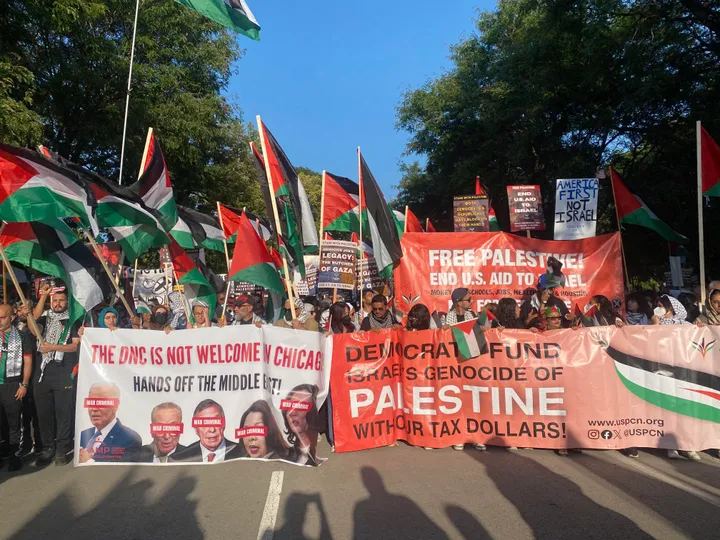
[150,423,184,434]
[83,398,119,408]
[235,426,268,438]
[191,417,225,428]
[279,400,311,411]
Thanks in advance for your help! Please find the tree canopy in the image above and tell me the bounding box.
[0,0,265,216]
[396,0,720,283]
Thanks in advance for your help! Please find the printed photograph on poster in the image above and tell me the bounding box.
[453,195,489,232]
[554,178,599,240]
[75,326,330,467]
[317,240,357,290]
[506,185,545,232]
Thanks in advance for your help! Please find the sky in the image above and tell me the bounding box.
[227,0,495,199]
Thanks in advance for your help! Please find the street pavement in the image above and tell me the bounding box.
[1,440,720,539]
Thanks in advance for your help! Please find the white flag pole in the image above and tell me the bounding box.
[697,120,707,306]
[117,0,141,186]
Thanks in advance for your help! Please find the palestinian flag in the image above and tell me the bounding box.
[392,209,405,239]
[404,206,424,233]
[0,144,98,234]
[610,167,688,243]
[228,211,284,294]
[426,218,437,232]
[359,152,402,278]
[477,307,496,328]
[573,302,597,327]
[218,203,272,243]
[180,206,225,252]
[450,318,488,362]
[322,171,360,233]
[37,145,169,262]
[167,238,217,316]
[1,221,112,327]
[700,125,720,198]
[250,142,277,237]
[174,0,260,40]
[605,339,720,423]
[170,214,198,249]
[351,231,372,259]
[130,129,178,232]
[257,118,319,254]
[489,206,501,232]
[135,299,152,315]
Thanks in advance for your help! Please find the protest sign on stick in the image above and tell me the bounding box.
[553,178,599,240]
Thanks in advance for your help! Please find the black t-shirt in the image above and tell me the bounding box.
[1,328,36,383]
[34,315,82,382]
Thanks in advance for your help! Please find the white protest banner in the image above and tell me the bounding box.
[74,326,330,467]
[554,178,599,240]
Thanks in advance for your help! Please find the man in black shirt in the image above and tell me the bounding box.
[32,284,82,466]
[0,304,34,471]
[13,300,42,455]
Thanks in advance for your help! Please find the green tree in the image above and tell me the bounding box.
[396,0,720,283]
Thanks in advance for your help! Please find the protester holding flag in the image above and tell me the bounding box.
[442,288,478,327]
[148,305,173,333]
[32,284,82,466]
[520,272,572,330]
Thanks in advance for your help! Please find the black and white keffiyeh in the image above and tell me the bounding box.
[2,326,24,379]
[443,309,477,326]
[39,309,70,381]
[368,310,395,329]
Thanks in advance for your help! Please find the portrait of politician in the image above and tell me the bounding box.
[226,400,290,461]
[170,399,236,463]
[138,402,186,463]
[282,384,321,466]
[79,383,142,463]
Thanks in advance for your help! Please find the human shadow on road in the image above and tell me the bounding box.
[8,469,203,540]
[467,440,654,540]
[353,466,449,540]
[273,492,332,540]
[445,504,492,540]
[574,450,720,537]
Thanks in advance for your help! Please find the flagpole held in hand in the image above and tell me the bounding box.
[256,115,296,320]
[696,120,707,306]
[608,167,631,290]
[0,223,43,340]
[82,229,136,317]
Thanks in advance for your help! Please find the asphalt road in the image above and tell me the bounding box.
[2,441,719,540]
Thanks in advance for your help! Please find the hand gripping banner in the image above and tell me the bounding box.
[393,232,623,315]
[75,326,330,466]
[328,326,720,452]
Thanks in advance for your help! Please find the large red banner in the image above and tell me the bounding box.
[393,232,623,315]
[329,326,720,452]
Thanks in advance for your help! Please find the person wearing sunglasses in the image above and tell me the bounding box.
[359,295,402,332]
[443,288,477,327]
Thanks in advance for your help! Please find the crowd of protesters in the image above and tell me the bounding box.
[1,271,719,472]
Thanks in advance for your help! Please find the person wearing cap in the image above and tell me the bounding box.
[520,273,572,329]
[542,306,564,331]
[230,295,265,327]
[275,297,318,331]
[442,288,478,327]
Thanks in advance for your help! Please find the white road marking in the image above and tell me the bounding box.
[257,471,284,540]
[608,452,720,508]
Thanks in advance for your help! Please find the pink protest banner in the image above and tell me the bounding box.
[329,326,720,452]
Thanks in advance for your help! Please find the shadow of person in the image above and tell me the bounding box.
[8,469,203,540]
[445,504,492,540]
[273,492,332,540]
[467,438,653,540]
[353,466,448,540]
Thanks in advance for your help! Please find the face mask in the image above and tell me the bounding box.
[151,312,169,325]
[653,306,667,318]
